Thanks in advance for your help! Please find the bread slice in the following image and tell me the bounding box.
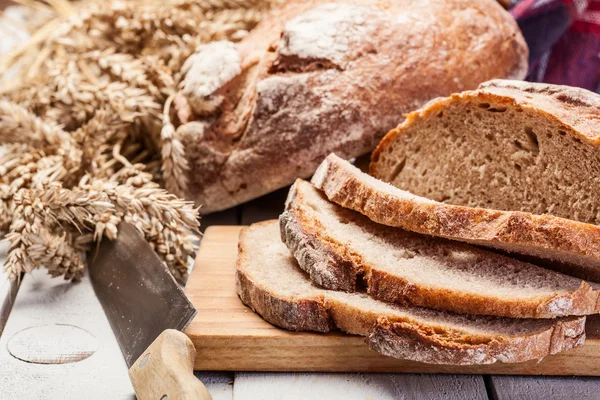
[282,178,600,318]
[370,80,600,223]
[313,153,600,283]
[236,221,586,365]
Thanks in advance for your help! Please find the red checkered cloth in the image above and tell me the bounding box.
[511,0,600,92]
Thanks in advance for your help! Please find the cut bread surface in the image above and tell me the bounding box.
[283,178,600,318]
[314,153,600,283]
[371,80,600,226]
[236,221,586,365]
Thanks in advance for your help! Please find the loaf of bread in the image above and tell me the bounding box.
[314,154,600,283]
[236,221,586,365]
[280,179,600,318]
[370,80,600,280]
[176,0,528,214]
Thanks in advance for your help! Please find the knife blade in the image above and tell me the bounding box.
[89,222,210,399]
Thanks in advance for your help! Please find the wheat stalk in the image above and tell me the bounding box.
[83,165,200,281]
[4,182,115,279]
[0,99,74,148]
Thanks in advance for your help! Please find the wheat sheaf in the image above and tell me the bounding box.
[0,0,277,283]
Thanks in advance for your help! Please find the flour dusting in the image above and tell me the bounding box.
[279,3,380,68]
[180,41,241,115]
[546,296,573,314]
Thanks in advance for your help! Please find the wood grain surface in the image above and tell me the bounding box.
[233,373,487,400]
[0,269,135,399]
[185,225,600,375]
[489,375,600,400]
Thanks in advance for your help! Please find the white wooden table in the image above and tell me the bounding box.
[1,187,600,399]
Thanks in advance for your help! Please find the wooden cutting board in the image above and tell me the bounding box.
[184,225,600,374]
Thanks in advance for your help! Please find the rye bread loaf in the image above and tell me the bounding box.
[236,221,586,365]
[281,179,600,318]
[371,79,600,225]
[313,154,600,283]
[176,0,528,214]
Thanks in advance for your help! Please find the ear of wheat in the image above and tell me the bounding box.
[0,0,277,283]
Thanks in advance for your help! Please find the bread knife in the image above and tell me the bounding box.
[89,222,210,400]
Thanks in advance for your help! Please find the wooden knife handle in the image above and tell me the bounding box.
[128,329,212,400]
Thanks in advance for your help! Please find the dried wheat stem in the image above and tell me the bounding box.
[85,168,199,281]
[161,94,189,198]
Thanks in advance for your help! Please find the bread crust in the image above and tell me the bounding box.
[236,221,587,365]
[179,0,528,214]
[285,177,600,318]
[316,154,600,283]
[236,271,334,332]
[236,226,334,332]
[280,210,359,292]
[367,316,585,365]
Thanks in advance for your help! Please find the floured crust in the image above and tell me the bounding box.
[236,270,333,332]
[179,41,242,116]
[179,0,528,214]
[236,221,586,365]
[368,316,585,365]
[284,177,600,318]
[280,209,360,292]
[316,154,600,283]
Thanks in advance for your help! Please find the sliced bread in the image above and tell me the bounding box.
[281,178,600,318]
[313,153,600,283]
[370,80,600,226]
[236,221,586,365]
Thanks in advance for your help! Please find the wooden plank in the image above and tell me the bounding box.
[489,376,600,400]
[0,269,135,399]
[488,315,600,398]
[195,372,234,400]
[240,187,289,224]
[233,373,487,400]
[184,226,600,374]
[196,209,237,400]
